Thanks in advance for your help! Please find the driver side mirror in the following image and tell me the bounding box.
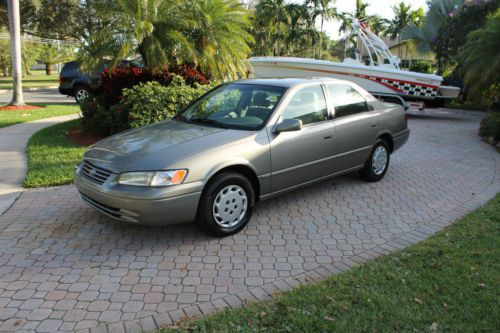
[274,118,302,134]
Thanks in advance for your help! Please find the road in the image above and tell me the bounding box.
[0,110,498,332]
[0,88,74,104]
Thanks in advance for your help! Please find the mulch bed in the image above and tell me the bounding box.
[0,105,44,111]
[66,127,104,147]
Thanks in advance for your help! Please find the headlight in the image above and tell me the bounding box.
[117,170,188,187]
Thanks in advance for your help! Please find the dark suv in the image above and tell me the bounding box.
[58,61,104,103]
[58,60,142,103]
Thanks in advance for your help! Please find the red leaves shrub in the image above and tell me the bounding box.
[99,65,209,106]
[170,64,210,86]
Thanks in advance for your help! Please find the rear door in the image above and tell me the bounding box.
[269,84,335,192]
[325,83,379,172]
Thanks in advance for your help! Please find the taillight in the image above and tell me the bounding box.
[404,113,409,122]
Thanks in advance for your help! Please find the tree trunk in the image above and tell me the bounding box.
[7,0,25,106]
[319,16,324,60]
[45,63,52,75]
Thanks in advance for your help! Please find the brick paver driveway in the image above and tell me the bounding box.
[0,110,499,332]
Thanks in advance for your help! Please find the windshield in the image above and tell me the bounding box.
[179,84,287,130]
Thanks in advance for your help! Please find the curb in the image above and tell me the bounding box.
[0,86,59,94]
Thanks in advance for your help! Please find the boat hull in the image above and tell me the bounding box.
[248,57,452,101]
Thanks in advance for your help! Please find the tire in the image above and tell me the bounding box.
[359,139,390,182]
[197,172,255,236]
[74,86,92,104]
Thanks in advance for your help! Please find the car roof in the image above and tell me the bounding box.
[231,77,347,88]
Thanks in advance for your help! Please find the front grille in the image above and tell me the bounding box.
[80,161,113,185]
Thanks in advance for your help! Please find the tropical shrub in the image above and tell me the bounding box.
[461,10,500,105]
[479,112,500,142]
[98,65,209,106]
[80,97,129,136]
[121,76,213,128]
[434,0,498,76]
[81,75,213,135]
[409,60,435,74]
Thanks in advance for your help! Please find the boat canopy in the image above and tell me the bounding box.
[351,21,401,70]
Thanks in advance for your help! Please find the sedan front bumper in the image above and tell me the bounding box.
[74,168,202,226]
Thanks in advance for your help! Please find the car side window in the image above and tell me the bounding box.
[281,85,328,125]
[326,84,369,118]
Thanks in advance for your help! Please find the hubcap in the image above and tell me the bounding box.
[76,89,89,103]
[212,185,248,228]
[372,146,388,175]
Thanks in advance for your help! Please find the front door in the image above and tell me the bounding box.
[269,84,335,192]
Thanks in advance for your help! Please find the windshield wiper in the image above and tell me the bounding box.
[190,118,228,129]
[173,114,190,122]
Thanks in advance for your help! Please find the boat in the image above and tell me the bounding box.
[248,21,460,107]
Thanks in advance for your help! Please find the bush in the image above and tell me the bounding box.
[121,75,213,128]
[80,97,129,136]
[80,74,214,135]
[479,112,500,142]
[99,65,209,106]
[409,60,435,74]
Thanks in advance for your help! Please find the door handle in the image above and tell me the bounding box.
[324,135,333,140]
[371,123,377,128]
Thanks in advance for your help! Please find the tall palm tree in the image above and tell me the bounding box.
[317,0,338,59]
[367,15,388,35]
[7,0,25,106]
[257,0,289,56]
[354,0,369,22]
[387,2,423,58]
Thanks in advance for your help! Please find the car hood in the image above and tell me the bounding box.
[83,119,251,172]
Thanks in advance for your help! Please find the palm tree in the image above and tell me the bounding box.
[256,0,290,56]
[368,15,388,35]
[354,0,369,22]
[7,0,24,106]
[37,45,76,75]
[387,2,423,58]
[79,0,253,79]
[285,3,308,55]
[179,0,253,79]
[317,0,338,59]
[79,0,173,71]
[461,10,500,103]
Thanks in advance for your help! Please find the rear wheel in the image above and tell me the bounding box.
[197,172,255,236]
[359,139,390,182]
[74,86,92,104]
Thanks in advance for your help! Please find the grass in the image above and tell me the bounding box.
[0,103,80,128]
[0,71,59,90]
[161,195,500,333]
[24,118,86,188]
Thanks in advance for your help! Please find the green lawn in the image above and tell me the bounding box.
[0,71,59,90]
[161,195,500,333]
[0,103,80,128]
[24,118,86,188]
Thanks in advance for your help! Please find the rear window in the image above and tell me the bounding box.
[61,61,79,75]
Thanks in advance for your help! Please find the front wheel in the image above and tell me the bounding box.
[359,139,390,182]
[197,172,255,236]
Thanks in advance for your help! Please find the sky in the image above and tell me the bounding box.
[321,0,429,39]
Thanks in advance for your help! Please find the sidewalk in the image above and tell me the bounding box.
[0,114,80,214]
